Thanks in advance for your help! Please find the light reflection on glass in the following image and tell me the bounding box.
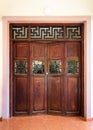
[49,60,61,74]
[32,60,44,74]
[67,60,79,74]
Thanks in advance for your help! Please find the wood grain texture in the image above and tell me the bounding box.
[65,77,80,115]
[33,76,46,112]
[0,117,2,121]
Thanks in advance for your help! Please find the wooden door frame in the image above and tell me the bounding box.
[9,23,84,117]
[2,16,91,119]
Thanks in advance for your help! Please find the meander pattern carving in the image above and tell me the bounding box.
[30,26,64,39]
[12,25,82,40]
[66,26,81,39]
[12,26,28,39]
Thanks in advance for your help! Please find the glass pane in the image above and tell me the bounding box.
[67,60,79,74]
[15,60,28,74]
[32,60,44,74]
[49,60,61,74]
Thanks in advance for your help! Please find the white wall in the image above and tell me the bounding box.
[0,21,2,118]
[0,0,92,18]
[91,17,93,117]
[0,0,93,119]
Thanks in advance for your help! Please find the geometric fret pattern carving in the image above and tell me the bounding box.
[66,26,81,39]
[11,25,82,40]
[15,60,28,74]
[30,26,64,40]
[12,26,28,39]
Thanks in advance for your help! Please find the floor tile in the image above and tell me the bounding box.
[0,115,93,130]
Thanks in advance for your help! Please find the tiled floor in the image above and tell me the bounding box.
[0,115,93,130]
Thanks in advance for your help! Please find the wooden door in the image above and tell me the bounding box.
[47,43,65,115]
[13,41,30,115]
[30,42,47,114]
[13,41,81,116]
[30,42,65,115]
[65,42,81,115]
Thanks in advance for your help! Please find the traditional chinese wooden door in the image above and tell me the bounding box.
[10,24,84,116]
[13,41,29,115]
[30,42,65,115]
[48,41,81,116]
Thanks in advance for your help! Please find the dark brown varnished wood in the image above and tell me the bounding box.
[14,43,29,59]
[65,76,80,115]
[14,76,29,115]
[48,76,62,114]
[30,43,47,114]
[12,41,82,116]
[48,43,65,59]
[65,42,81,115]
[47,43,65,114]
[0,117,2,121]
[13,41,30,115]
[32,76,46,113]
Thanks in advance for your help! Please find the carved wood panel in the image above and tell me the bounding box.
[32,76,46,113]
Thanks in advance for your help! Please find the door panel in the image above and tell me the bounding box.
[30,43,47,114]
[13,41,29,115]
[66,43,80,57]
[65,42,80,115]
[14,44,29,58]
[14,77,29,115]
[32,76,46,113]
[13,41,81,116]
[48,44,65,59]
[48,76,62,114]
[65,77,80,115]
[32,43,45,60]
[47,43,64,114]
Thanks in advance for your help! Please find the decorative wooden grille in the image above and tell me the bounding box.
[12,26,28,40]
[66,26,81,39]
[67,60,79,74]
[11,25,82,40]
[30,26,64,40]
[15,60,28,74]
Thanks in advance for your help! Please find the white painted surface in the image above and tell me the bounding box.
[0,0,92,18]
[0,21,2,118]
[91,17,93,117]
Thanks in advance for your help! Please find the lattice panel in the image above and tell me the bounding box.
[11,25,82,40]
[49,60,62,73]
[12,26,28,39]
[15,60,28,74]
[67,60,79,74]
[32,60,45,74]
[66,26,81,39]
[30,26,64,40]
